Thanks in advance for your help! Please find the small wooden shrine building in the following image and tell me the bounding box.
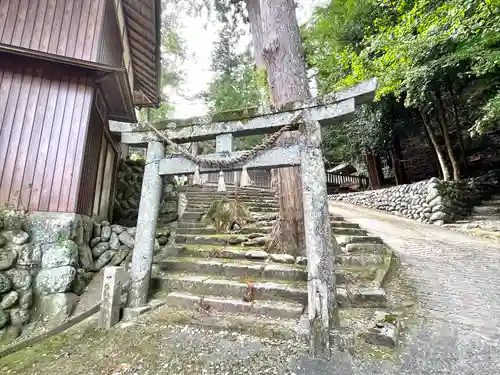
[0,0,161,221]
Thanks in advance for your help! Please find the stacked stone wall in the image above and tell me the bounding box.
[330,170,499,225]
[113,159,178,227]
[0,212,94,340]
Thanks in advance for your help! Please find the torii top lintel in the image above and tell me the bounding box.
[110,78,377,146]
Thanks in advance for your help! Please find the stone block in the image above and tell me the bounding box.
[78,244,94,271]
[252,301,303,319]
[9,308,30,326]
[39,293,80,325]
[245,250,268,260]
[35,266,76,295]
[0,309,9,329]
[0,248,17,271]
[41,240,78,268]
[362,320,400,348]
[92,242,110,258]
[0,274,12,294]
[203,296,252,314]
[0,291,18,309]
[262,264,306,281]
[1,230,29,245]
[5,269,31,290]
[269,253,295,264]
[101,226,112,242]
[99,266,123,329]
[93,250,116,271]
[350,288,387,307]
[109,232,121,250]
[166,292,201,310]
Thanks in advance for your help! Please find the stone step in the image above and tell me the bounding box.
[156,244,266,261]
[181,211,279,222]
[153,275,387,308]
[152,274,308,304]
[184,194,276,200]
[156,244,384,269]
[165,292,305,319]
[344,243,386,255]
[329,216,346,222]
[184,187,274,195]
[330,221,360,229]
[482,199,500,206]
[181,212,205,221]
[154,256,378,286]
[186,202,279,209]
[155,258,308,282]
[472,205,500,215]
[176,221,273,230]
[335,254,385,267]
[156,245,300,264]
[184,206,279,213]
[336,235,384,246]
[176,222,211,229]
[336,287,388,308]
[470,214,500,221]
[174,234,267,246]
[331,227,368,236]
[176,227,273,236]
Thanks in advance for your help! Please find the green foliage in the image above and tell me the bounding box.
[305,0,500,170]
[138,0,187,120]
[201,1,265,151]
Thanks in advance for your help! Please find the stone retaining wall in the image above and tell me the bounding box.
[0,212,93,339]
[88,222,170,270]
[330,170,500,225]
[113,159,178,227]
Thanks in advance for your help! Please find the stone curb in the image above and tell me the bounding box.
[374,246,395,288]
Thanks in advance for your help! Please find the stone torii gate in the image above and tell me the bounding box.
[110,79,377,358]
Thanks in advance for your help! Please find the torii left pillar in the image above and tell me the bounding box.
[127,141,165,309]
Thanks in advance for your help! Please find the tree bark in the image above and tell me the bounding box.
[249,0,339,358]
[447,82,468,170]
[391,136,408,184]
[246,0,265,69]
[435,90,460,180]
[259,0,311,255]
[420,109,450,181]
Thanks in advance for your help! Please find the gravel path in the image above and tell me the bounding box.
[326,201,500,375]
[2,202,500,375]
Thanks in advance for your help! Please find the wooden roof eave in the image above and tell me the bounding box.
[0,43,122,75]
[122,0,162,108]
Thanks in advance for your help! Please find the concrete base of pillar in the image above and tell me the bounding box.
[122,299,166,321]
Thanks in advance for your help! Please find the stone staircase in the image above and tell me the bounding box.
[470,194,500,221]
[151,185,393,324]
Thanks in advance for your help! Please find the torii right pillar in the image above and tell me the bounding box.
[300,118,340,359]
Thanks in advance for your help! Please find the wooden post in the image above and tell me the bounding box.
[128,141,165,307]
[99,266,123,329]
[300,119,339,359]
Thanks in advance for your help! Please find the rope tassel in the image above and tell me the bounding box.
[240,166,250,187]
[217,170,226,192]
[192,166,201,186]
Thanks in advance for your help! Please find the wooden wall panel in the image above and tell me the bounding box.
[76,92,105,216]
[0,56,95,212]
[0,0,106,62]
[97,0,123,67]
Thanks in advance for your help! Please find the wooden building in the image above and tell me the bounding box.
[0,0,161,221]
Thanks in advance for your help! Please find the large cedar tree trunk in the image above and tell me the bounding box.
[248,0,311,254]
